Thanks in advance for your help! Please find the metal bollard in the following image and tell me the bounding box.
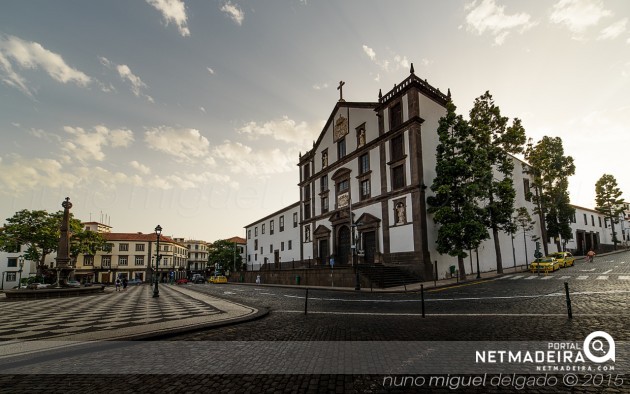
[564,282,572,319]
[421,284,425,318]
[304,288,309,315]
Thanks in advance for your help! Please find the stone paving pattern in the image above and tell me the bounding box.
[1,251,629,393]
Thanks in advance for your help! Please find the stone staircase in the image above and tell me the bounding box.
[357,264,422,288]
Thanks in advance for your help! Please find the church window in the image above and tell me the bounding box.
[359,154,370,174]
[338,137,346,159]
[320,175,328,192]
[293,213,298,227]
[390,102,402,129]
[279,216,284,232]
[304,163,310,180]
[523,179,531,202]
[360,179,371,200]
[338,179,349,193]
[391,134,404,161]
[270,220,274,235]
[392,165,405,190]
[304,202,311,220]
[322,196,329,214]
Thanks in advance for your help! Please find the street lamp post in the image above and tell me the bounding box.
[351,223,361,291]
[18,255,24,290]
[153,225,162,298]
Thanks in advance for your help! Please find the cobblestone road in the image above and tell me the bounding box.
[2,252,629,393]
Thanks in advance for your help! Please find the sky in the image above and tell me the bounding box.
[1,0,629,242]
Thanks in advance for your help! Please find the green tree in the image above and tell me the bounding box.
[69,228,107,265]
[595,174,626,250]
[524,136,576,254]
[469,91,527,274]
[0,209,89,273]
[208,239,243,274]
[428,101,489,279]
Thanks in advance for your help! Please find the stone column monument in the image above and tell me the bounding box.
[55,197,73,286]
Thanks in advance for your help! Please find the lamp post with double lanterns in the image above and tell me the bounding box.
[153,225,162,298]
[17,255,24,290]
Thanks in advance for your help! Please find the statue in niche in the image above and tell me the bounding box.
[359,129,366,147]
[305,226,310,242]
[322,151,328,167]
[396,202,406,225]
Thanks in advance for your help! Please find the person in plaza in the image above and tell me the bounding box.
[256,274,261,284]
[115,278,121,291]
[122,277,128,291]
[586,249,596,263]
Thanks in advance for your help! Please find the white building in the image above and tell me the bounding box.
[245,202,301,270]
[0,248,40,290]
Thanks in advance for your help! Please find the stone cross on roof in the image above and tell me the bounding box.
[337,80,345,102]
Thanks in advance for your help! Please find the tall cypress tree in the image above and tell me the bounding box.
[595,174,626,250]
[524,136,576,253]
[428,101,488,280]
[468,92,526,274]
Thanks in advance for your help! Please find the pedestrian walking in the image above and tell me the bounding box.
[115,278,121,291]
[122,278,128,291]
[586,249,596,263]
[256,274,261,285]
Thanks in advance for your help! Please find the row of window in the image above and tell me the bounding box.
[82,255,183,267]
[247,240,293,261]
[248,213,298,239]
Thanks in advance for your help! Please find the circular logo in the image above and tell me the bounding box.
[583,331,615,363]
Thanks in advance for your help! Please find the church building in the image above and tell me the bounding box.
[245,66,543,280]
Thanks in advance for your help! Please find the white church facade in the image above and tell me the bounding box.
[244,68,616,280]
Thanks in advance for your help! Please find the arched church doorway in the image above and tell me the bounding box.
[337,225,351,265]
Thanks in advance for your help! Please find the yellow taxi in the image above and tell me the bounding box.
[208,275,228,284]
[530,257,560,273]
[549,252,575,268]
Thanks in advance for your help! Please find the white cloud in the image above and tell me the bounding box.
[361,45,412,72]
[144,126,210,160]
[312,82,328,90]
[0,155,77,194]
[0,52,31,96]
[0,34,91,96]
[62,125,134,162]
[221,1,245,26]
[237,116,317,149]
[464,0,536,45]
[130,160,151,175]
[116,64,154,102]
[100,57,153,102]
[146,0,190,36]
[213,141,298,176]
[550,0,612,36]
[28,128,61,143]
[362,45,376,61]
[598,18,628,40]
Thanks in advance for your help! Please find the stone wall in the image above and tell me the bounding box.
[233,267,371,288]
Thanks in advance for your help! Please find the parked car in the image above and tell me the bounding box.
[530,257,560,273]
[209,275,228,284]
[548,252,575,268]
[175,278,189,285]
[66,280,81,288]
[192,276,206,284]
[28,283,49,289]
[127,279,143,285]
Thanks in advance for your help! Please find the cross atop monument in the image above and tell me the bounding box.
[337,80,345,102]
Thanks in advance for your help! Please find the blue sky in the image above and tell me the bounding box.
[1,0,629,241]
